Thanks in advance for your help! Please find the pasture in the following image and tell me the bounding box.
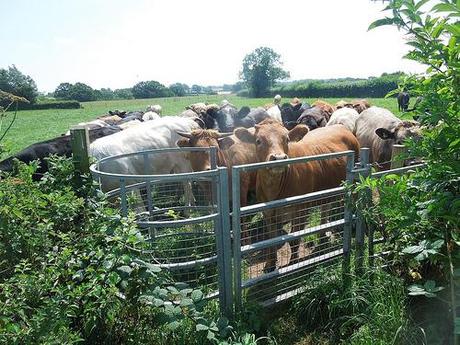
[1,95,402,155]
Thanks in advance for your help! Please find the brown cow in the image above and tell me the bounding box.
[351,99,371,114]
[312,100,335,121]
[176,129,258,208]
[335,100,354,110]
[235,119,360,271]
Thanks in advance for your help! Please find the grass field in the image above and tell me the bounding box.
[1,95,402,155]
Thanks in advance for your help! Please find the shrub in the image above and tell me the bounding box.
[10,100,81,110]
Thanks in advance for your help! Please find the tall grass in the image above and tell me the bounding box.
[289,267,425,344]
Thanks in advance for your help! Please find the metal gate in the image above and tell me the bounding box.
[90,147,233,315]
[90,146,425,316]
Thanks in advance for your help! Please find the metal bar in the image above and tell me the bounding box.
[217,167,233,317]
[241,219,346,255]
[242,249,343,289]
[342,151,355,289]
[119,178,127,217]
[153,255,218,269]
[231,167,242,312]
[234,150,354,172]
[137,213,218,227]
[355,148,370,276]
[70,125,90,188]
[240,186,345,216]
[371,163,425,178]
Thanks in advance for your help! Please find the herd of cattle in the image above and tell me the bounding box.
[0,96,423,269]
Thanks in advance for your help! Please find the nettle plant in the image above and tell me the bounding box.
[353,0,459,331]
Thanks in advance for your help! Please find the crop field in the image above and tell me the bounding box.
[2,95,403,155]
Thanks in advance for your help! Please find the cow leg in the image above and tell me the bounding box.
[289,207,306,264]
[263,211,280,273]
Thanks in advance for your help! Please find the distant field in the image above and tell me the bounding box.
[1,95,402,155]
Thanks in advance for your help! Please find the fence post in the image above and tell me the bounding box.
[232,167,242,313]
[343,152,355,290]
[390,144,407,169]
[70,125,90,188]
[355,148,370,276]
[216,167,233,318]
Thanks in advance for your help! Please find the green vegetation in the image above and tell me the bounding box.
[351,0,460,343]
[0,65,38,106]
[270,72,403,99]
[0,96,401,155]
[240,47,290,97]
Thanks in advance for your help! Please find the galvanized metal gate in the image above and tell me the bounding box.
[91,146,424,317]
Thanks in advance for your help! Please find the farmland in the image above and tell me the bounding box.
[1,95,403,155]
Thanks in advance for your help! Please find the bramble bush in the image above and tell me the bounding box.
[351,0,459,342]
[0,157,264,344]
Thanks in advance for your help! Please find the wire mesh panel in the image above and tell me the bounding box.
[232,151,355,308]
[90,148,232,310]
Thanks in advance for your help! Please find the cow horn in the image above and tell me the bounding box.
[217,132,233,138]
[176,131,193,139]
[193,117,206,128]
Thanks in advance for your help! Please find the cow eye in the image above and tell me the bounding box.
[256,139,261,145]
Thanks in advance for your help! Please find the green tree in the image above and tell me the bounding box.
[169,83,189,96]
[69,82,95,102]
[132,80,171,99]
[0,65,38,106]
[54,82,73,99]
[191,84,202,94]
[114,88,133,99]
[239,47,290,97]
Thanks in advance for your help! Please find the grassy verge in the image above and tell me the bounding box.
[1,96,401,155]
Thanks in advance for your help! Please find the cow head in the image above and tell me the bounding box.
[280,102,303,124]
[375,120,422,145]
[352,99,371,114]
[235,119,309,164]
[176,129,232,171]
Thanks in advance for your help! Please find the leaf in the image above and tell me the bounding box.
[191,290,204,302]
[167,321,180,331]
[196,324,209,332]
[432,3,456,12]
[368,17,396,31]
[415,0,431,11]
[180,298,193,307]
[116,265,132,277]
[402,245,423,254]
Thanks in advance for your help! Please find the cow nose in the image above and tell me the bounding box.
[269,154,288,161]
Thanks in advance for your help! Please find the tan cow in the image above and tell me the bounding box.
[355,106,421,170]
[352,99,371,114]
[176,129,258,208]
[235,119,360,271]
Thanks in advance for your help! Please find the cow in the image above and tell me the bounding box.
[118,111,144,124]
[235,119,360,271]
[175,128,257,207]
[280,101,312,129]
[108,110,127,117]
[327,107,360,133]
[0,126,121,180]
[98,115,123,125]
[397,92,410,112]
[312,100,335,121]
[89,116,202,191]
[146,104,162,114]
[274,94,282,105]
[265,104,282,123]
[354,106,422,170]
[65,119,111,134]
[142,111,161,122]
[352,99,371,114]
[335,100,354,110]
[296,106,329,130]
[176,128,258,245]
[119,119,142,129]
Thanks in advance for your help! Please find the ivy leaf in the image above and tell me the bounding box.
[368,17,396,31]
[402,245,423,254]
[196,324,209,332]
[191,290,204,302]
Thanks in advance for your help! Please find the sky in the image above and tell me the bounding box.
[0,0,425,93]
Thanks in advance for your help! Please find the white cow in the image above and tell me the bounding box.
[265,105,282,123]
[65,119,110,135]
[90,116,201,191]
[327,107,360,133]
[119,119,142,130]
[146,104,162,114]
[142,111,161,122]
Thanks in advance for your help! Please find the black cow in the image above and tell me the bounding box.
[280,102,311,129]
[397,92,410,112]
[296,106,328,130]
[0,126,121,180]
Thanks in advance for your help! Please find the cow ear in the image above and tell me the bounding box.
[176,138,190,147]
[218,136,235,150]
[237,106,250,118]
[234,127,256,143]
[293,103,302,111]
[375,128,395,140]
[288,124,309,142]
